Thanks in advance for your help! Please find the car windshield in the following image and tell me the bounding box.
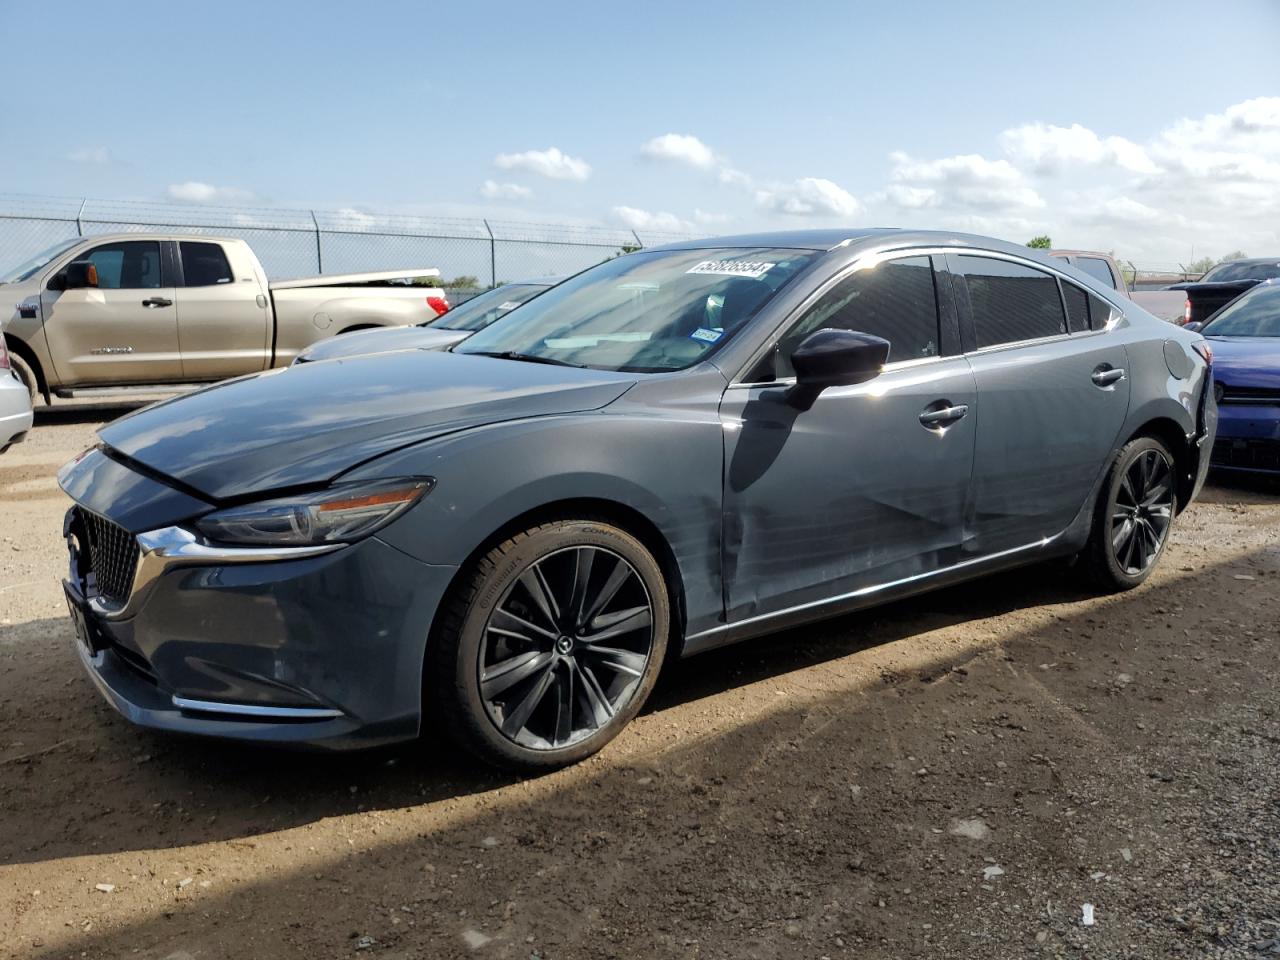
[0,237,81,284]
[429,283,548,332]
[1203,283,1280,336]
[455,247,820,372]
[1201,260,1280,283]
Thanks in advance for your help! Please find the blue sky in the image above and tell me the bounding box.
[2,0,1278,265]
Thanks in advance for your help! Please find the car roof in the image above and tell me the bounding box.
[645,228,1070,264]
[1213,257,1280,267]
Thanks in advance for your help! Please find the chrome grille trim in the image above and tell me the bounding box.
[76,507,140,606]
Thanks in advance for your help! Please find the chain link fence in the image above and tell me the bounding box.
[0,194,700,290]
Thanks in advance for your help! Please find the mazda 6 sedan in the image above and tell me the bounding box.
[58,229,1217,770]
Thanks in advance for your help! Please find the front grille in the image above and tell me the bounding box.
[76,507,139,604]
[1212,437,1280,472]
[1219,383,1280,405]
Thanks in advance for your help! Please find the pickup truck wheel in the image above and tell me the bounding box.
[8,353,39,406]
[427,518,669,771]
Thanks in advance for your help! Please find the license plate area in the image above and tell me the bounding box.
[64,582,103,657]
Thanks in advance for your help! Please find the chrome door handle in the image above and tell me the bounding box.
[141,297,173,308]
[1091,366,1125,387]
[919,403,969,427]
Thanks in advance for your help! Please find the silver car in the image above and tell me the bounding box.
[0,332,33,451]
[58,230,1216,770]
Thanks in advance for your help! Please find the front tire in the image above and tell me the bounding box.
[427,518,670,771]
[1081,436,1177,591]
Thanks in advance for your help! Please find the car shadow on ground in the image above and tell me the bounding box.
[32,399,156,427]
[0,560,1094,870]
[12,546,1277,959]
[1200,468,1280,504]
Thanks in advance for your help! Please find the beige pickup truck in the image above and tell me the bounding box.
[1,234,447,403]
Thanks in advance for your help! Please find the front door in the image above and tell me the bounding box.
[40,239,180,386]
[720,254,977,624]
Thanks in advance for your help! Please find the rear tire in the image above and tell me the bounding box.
[1081,436,1176,591]
[426,518,669,771]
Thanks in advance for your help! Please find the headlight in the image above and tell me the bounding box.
[195,478,434,547]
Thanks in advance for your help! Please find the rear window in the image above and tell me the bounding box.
[1062,281,1089,333]
[180,242,234,286]
[1075,257,1118,290]
[959,256,1066,348]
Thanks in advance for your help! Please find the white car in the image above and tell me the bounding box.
[0,332,33,452]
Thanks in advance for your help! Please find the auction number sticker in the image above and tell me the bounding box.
[686,260,775,279]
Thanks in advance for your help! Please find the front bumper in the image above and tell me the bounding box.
[0,368,33,449]
[64,511,458,750]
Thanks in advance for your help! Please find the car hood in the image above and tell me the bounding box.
[1207,336,1280,388]
[297,325,468,363]
[100,352,637,500]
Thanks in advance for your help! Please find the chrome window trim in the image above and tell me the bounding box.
[170,696,344,720]
[728,353,951,391]
[84,524,344,621]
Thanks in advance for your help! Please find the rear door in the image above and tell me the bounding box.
[40,239,180,386]
[174,240,271,379]
[950,253,1130,555]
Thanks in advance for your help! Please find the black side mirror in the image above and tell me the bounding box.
[63,260,98,289]
[787,328,890,409]
[1182,321,1203,333]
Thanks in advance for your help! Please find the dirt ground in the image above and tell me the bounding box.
[1,403,1278,960]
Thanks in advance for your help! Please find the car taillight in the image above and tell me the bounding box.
[1191,340,1212,365]
[426,295,450,317]
[0,337,10,370]
[1182,298,1191,325]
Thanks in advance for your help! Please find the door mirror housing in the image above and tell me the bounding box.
[63,261,99,290]
[1182,321,1203,333]
[787,328,890,409]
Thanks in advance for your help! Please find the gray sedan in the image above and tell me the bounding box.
[57,230,1216,770]
[292,279,557,364]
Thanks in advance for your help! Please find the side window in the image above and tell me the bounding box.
[179,241,234,286]
[1088,293,1117,331]
[1061,280,1090,333]
[1076,257,1118,290]
[82,241,163,290]
[774,256,939,377]
[959,256,1066,348]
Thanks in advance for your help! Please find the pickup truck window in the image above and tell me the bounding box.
[1061,280,1089,333]
[1075,257,1118,290]
[83,241,163,289]
[179,241,234,286]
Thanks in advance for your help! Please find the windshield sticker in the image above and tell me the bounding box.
[497,301,521,310]
[689,327,723,344]
[686,260,776,279]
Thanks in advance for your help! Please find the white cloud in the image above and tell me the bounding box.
[479,180,532,200]
[166,181,253,204]
[494,146,591,181]
[610,205,693,233]
[888,151,1045,210]
[68,146,110,165]
[1001,122,1158,175]
[640,133,717,169]
[755,177,860,217]
[694,208,731,226]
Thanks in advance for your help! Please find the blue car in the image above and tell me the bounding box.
[1189,280,1280,473]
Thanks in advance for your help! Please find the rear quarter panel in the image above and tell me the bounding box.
[270,287,433,365]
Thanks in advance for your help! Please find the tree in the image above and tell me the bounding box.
[1183,256,1216,276]
[1219,250,1248,263]
[444,275,481,289]
[1026,235,1052,249]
